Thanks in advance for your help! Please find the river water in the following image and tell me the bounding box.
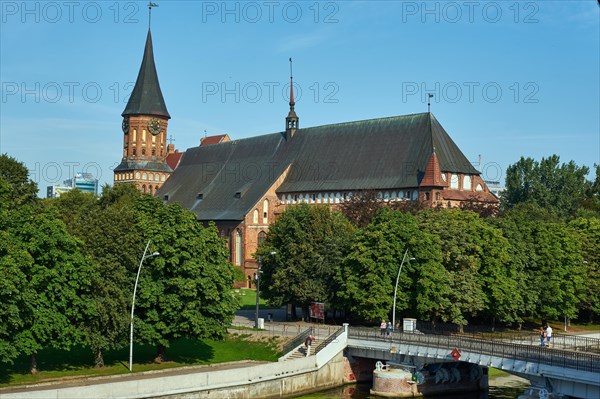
[295,376,529,398]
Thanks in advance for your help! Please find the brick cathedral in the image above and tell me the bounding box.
[114,28,498,286]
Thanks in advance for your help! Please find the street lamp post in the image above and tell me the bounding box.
[392,249,415,332]
[129,240,160,372]
[254,252,276,328]
[255,256,262,329]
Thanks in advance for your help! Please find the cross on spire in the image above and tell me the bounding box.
[167,134,175,144]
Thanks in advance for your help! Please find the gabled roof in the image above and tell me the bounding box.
[420,151,449,188]
[201,134,230,146]
[158,112,480,221]
[122,30,170,119]
[166,151,183,170]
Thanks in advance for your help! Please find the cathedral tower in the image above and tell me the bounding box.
[113,29,172,194]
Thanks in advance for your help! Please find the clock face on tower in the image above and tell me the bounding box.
[122,117,129,133]
[148,118,162,135]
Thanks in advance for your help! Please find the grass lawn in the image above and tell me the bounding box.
[233,288,280,311]
[0,334,281,388]
[487,367,509,378]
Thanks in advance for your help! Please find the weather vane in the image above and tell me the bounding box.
[148,2,159,29]
[427,93,434,113]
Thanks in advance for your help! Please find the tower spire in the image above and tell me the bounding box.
[285,57,299,139]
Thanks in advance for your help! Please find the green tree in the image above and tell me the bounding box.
[417,209,515,330]
[569,216,600,321]
[258,204,355,320]
[498,205,586,322]
[4,206,96,373]
[46,186,141,367]
[132,195,237,361]
[337,208,447,323]
[0,154,38,207]
[502,155,591,218]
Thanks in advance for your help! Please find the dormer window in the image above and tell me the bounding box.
[234,192,242,198]
[163,195,169,201]
[197,193,204,200]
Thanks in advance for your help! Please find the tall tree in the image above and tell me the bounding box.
[258,204,355,320]
[502,155,591,218]
[337,208,447,324]
[568,216,600,321]
[45,187,141,367]
[498,205,586,322]
[417,209,515,330]
[0,154,38,207]
[5,206,96,373]
[132,195,237,361]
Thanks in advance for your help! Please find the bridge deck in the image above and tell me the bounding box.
[348,327,600,374]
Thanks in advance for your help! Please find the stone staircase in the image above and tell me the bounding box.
[284,339,320,360]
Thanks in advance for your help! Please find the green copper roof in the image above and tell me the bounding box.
[158,113,479,221]
[122,30,170,119]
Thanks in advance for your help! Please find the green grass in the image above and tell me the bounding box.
[232,288,279,310]
[0,335,281,388]
[488,367,509,378]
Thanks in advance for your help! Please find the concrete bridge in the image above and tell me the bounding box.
[346,327,600,399]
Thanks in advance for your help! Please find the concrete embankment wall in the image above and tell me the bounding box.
[1,353,346,399]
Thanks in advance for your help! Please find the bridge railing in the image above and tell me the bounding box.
[348,327,600,374]
[282,327,313,355]
[415,320,600,353]
[314,326,345,355]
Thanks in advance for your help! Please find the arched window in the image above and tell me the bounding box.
[253,210,259,224]
[329,193,335,203]
[435,192,440,201]
[280,194,286,204]
[133,129,137,141]
[135,172,140,179]
[451,174,459,189]
[311,194,316,203]
[463,175,472,190]
[476,184,484,192]
[335,193,341,203]
[287,194,292,204]
[235,229,243,266]
[149,186,153,195]
[258,231,266,246]
[263,200,269,224]
[412,191,418,201]
[142,173,147,180]
[161,175,165,182]
[141,185,146,193]
[384,192,390,201]
[391,191,397,201]
[317,193,322,203]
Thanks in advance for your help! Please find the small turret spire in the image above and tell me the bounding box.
[289,58,295,109]
[285,57,299,139]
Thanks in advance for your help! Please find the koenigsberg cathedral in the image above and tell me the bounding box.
[114,27,498,286]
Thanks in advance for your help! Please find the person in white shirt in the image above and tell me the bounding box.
[546,325,553,347]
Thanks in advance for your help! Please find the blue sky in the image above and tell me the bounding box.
[1,0,599,193]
